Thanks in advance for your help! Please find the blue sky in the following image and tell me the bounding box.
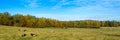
[0,0,120,21]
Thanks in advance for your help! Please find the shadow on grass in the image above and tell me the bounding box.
[18,37,32,40]
[104,34,120,37]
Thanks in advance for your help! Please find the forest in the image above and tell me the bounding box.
[0,12,120,28]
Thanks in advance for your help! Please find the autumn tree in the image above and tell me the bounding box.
[23,15,36,27]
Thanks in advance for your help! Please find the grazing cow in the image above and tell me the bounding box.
[22,34,26,37]
[23,29,27,32]
[30,33,37,37]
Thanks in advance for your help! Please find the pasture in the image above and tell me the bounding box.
[0,26,120,40]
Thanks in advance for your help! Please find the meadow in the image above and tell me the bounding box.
[0,25,120,40]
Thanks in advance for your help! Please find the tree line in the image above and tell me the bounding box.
[0,12,120,28]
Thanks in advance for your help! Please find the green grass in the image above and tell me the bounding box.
[0,25,120,40]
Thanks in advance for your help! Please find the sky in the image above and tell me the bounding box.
[0,0,120,21]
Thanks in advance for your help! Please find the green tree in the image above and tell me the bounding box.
[23,15,36,27]
[2,12,11,25]
[13,14,26,27]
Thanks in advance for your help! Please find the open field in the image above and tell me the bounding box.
[0,26,120,40]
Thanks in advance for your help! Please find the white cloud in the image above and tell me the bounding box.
[51,0,120,9]
[28,2,39,8]
[18,0,120,20]
[52,0,73,9]
[23,0,40,8]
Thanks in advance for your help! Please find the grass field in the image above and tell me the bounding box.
[0,25,120,40]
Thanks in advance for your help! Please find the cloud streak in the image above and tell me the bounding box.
[23,0,40,8]
[4,0,119,21]
[51,0,120,9]
[20,0,120,9]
